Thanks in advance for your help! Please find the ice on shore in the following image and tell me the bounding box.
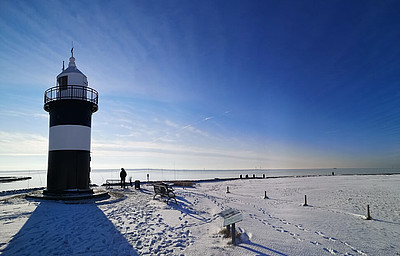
[0,175,399,255]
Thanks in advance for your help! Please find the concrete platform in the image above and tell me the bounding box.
[26,188,109,201]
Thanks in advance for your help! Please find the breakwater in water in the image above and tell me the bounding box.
[1,168,399,192]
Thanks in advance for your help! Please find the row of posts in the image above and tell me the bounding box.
[226,187,373,221]
[239,174,266,179]
[302,195,372,220]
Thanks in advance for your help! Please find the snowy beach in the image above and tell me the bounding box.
[1,174,399,255]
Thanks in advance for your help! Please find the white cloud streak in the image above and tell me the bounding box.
[0,131,47,156]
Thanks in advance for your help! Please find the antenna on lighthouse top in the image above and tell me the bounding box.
[62,61,65,71]
[68,42,76,68]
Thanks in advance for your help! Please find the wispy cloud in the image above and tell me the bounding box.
[91,136,365,169]
[165,120,180,129]
[0,131,47,156]
[92,138,266,163]
[180,125,209,137]
[152,117,211,143]
[0,110,47,119]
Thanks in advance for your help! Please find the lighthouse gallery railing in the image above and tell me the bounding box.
[44,85,98,105]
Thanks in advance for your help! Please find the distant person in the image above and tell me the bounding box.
[120,168,127,188]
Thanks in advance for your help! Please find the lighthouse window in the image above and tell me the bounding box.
[57,76,68,90]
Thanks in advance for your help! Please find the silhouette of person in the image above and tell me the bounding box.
[120,168,127,188]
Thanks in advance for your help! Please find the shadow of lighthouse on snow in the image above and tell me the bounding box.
[1,201,137,255]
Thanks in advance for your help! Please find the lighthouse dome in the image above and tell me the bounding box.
[56,55,88,87]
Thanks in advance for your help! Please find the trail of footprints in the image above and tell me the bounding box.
[104,187,368,255]
[101,191,194,255]
[103,188,229,255]
[245,201,368,256]
[180,187,368,256]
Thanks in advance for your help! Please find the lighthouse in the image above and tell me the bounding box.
[43,49,98,194]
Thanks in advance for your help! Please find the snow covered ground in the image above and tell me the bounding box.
[0,175,399,255]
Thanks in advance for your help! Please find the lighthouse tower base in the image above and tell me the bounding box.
[43,188,94,195]
[27,188,109,201]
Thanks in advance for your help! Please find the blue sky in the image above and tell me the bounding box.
[0,0,399,170]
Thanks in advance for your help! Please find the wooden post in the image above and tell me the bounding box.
[231,223,236,245]
[217,208,242,246]
[226,224,230,237]
[303,195,308,206]
[264,191,268,199]
[226,186,230,193]
[366,204,371,220]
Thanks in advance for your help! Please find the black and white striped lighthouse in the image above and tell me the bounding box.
[43,49,98,194]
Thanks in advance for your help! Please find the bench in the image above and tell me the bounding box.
[153,183,177,203]
[105,179,132,188]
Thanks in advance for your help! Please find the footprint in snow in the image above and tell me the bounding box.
[315,231,328,238]
[323,247,338,254]
[295,224,304,230]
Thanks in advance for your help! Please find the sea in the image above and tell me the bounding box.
[1,168,399,193]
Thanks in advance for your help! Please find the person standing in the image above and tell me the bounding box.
[120,168,127,188]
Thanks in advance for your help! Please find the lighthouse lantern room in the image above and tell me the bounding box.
[43,49,98,194]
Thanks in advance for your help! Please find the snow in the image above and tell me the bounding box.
[1,175,399,255]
